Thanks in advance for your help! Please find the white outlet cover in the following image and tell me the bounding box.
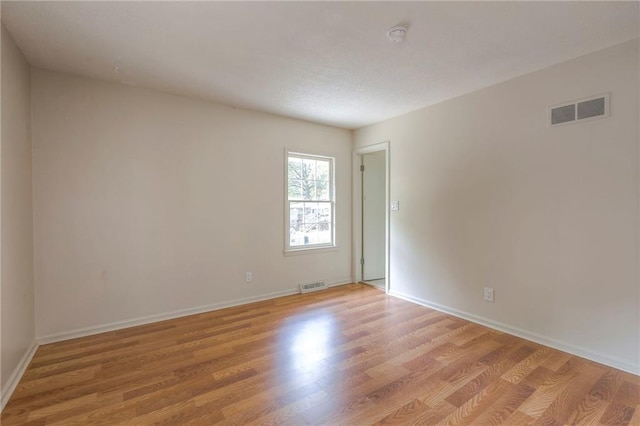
[484,287,494,302]
[391,200,399,211]
[246,272,253,282]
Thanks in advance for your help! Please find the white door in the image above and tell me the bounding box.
[362,151,385,281]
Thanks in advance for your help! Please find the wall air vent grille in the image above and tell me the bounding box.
[549,93,609,127]
[551,104,576,125]
[299,281,328,294]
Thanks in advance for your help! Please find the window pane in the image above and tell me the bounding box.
[303,159,316,181]
[290,222,332,246]
[289,202,305,246]
[315,180,329,201]
[301,180,315,201]
[290,202,304,227]
[288,157,303,180]
[316,223,332,244]
[288,179,302,200]
[291,220,316,247]
[290,221,305,246]
[304,202,318,224]
[317,202,331,222]
[316,160,329,181]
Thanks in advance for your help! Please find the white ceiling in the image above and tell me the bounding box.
[3,1,639,129]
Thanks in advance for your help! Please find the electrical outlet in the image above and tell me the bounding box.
[245,272,253,283]
[484,287,494,302]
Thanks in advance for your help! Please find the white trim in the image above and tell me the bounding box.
[353,141,390,294]
[1,340,39,412]
[283,245,340,256]
[389,289,640,376]
[38,279,352,345]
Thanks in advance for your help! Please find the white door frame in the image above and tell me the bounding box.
[352,141,390,293]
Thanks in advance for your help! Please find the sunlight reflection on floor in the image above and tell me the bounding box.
[277,311,339,387]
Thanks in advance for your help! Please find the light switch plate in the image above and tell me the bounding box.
[391,201,399,211]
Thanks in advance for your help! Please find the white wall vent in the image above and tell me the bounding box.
[299,281,328,293]
[549,93,609,126]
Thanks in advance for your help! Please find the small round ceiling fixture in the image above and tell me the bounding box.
[386,25,408,43]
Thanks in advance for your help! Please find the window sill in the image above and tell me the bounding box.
[283,246,339,256]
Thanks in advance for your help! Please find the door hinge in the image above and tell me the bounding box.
[360,165,365,172]
[360,258,365,265]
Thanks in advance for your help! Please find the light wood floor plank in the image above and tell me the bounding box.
[2,284,638,425]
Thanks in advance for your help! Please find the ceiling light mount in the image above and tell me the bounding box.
[386,25,408,43]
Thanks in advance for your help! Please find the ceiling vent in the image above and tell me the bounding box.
[549,93,609,126]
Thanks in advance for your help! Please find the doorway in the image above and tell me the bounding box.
[353,142,389,292]
[361,151,386,288]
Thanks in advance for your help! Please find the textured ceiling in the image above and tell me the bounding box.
[3,1,639,129]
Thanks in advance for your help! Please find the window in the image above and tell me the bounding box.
[286,152,335,251]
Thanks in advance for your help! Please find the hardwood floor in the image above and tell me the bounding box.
[2,283,638,425]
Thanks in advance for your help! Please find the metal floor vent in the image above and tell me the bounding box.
[300,281,328,294]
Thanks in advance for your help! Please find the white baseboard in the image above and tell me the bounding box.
[389,289,639,376]
[1,340,39,412]
[38,279,352,345]
[327,279,353,288]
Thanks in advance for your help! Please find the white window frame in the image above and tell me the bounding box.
[284,150,336,253]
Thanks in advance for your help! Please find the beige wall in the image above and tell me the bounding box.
[354,39,640,373]
[1,24,35,392]
[31,70,352,339]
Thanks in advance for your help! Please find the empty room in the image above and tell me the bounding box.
[1,1,639,424]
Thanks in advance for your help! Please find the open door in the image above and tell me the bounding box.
[361,151,386,288]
